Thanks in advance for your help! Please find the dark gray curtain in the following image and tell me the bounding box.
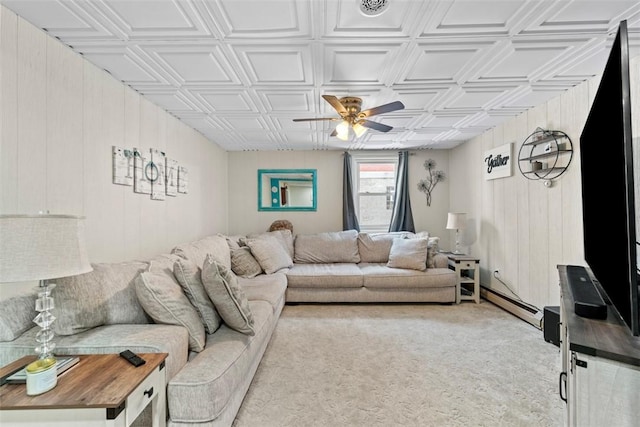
[389,150,415,232]
[342,152,360,231]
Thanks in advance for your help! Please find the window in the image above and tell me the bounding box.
[351,154,397,232]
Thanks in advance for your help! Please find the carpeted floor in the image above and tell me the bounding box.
[233,302,564,427]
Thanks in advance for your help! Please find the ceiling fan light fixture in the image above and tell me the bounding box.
[294,94,403,139]
[353,122,368,138]
[336,120,350,141]
[358,0,389,17]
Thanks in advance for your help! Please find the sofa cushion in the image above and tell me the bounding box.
[172,234,231,270]
[201,255,255,336]
[135,261,206,352]
[173,258,222,334]
[243,236,292,274]
[357,232,414,263]
[167,300,273,423]
[51,270,106,335]
[230,247,263,278]
[286,263,364,288]
[387,237,428,271]
[238,273,287,313]
[433,252,448,269]
[0,294,36,342]
[359,264,457,289]
[293,230,360,263]
[53,261,151,336]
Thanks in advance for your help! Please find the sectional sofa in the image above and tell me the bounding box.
[0,229,456,426]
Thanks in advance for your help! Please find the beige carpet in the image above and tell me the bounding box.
[233,302,564,427]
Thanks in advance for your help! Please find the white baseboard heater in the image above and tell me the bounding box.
[480,285,543,330]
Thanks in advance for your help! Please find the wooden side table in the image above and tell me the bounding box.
[447,254,480,304]
[0,353,167,427]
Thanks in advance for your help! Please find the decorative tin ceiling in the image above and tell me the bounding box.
[2,0,640,151]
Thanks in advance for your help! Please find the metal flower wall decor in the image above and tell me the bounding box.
[417,159,445,206]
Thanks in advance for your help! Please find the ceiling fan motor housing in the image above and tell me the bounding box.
[339,97,363,116]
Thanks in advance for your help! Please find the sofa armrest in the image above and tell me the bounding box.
[433,253,449,269]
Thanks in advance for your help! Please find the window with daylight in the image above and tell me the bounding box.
[352,154,397,232]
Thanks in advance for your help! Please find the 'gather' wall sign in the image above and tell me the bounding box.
[483,143,513,180]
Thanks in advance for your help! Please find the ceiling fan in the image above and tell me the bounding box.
[293,95,405,141]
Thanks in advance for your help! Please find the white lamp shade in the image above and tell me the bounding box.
[336,120,350,141]
[0,214,92,282]
[352,122,368,138]
[446,212,467,230]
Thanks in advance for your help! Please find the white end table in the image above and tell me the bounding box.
[447,254,480,304]
[0,353,167,427]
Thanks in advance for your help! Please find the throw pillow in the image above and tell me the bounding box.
[415,231,430,239]
[246,229,294,259]
[358,232,414,263]
[201,254,255,335]
[225,235,243,251]
[243,236,293,274]
[173,258,222,334]
[134,261,206,352]
[427,237,440,268]
[387,237,429,271]
[230,246,263,278]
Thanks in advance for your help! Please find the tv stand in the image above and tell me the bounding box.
[558,265,640,426]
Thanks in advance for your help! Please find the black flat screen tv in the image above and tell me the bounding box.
[580,20,639,336]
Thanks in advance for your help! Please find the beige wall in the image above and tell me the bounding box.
[0,7,228,296]
[227,149,452,241]
[450,55,640,310]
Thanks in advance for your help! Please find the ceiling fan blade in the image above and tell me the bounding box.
[293,117,340,122]
[360,101,405,118]
[360,120,393,133]
[322,95,347,115]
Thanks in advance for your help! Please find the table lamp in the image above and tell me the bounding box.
[446,212,467,254]
[0,214,92,364]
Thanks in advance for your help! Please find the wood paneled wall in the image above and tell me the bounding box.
[3,4,637,311]
[450,56,640,310]
[0,6,228,297]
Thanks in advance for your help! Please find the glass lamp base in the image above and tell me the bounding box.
[453,230,464,255]
[34,280,57,360]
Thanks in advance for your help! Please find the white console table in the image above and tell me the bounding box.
[557,265,640,427]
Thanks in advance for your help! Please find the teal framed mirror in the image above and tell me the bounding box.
[258,169,317,211]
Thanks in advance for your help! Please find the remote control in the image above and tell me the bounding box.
[119,350,146,367]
